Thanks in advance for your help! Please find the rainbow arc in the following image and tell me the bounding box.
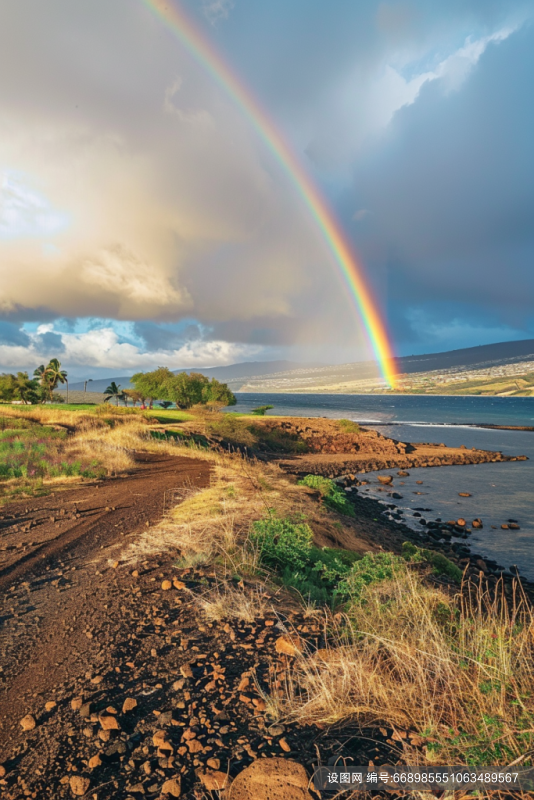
[141,0,397,387]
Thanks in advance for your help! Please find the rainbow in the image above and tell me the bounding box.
[141,0,397,386]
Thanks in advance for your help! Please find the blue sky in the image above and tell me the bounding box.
[0,0,533,378]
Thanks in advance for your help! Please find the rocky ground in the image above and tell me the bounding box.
[0,422,530,798]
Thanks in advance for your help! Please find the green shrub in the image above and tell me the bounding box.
[336,552,406,601]
[337,419,361,434]
[402,541,463,583]
[250,514,313,571]
[251,405,274,416]
[298,474,355,517]
[278,546,363,604]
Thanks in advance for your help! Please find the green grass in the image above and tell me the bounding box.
[146,409,193,423]
[0,420,104,486]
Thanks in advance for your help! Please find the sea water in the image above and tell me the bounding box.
[231,394,534,579]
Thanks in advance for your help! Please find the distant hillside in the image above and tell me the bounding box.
[60,340,534,396]
[62,361,312,393]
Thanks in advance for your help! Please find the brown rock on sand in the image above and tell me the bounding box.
[20,714,36,731]
[69,775,90,796]
[161,777,181,797]
[229,758,313,800]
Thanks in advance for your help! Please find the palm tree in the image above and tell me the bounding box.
[45,358,68,402]
[104,382,124,406]
[33,364,49,403]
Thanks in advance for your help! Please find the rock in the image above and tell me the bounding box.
[122,697,138,714]
[187,739,203,753]
[199,770,230,792]
[79,702,92,718]
[161,580,172,591]
[416,480,423,485]
[153,730,169,747]
[456,518,466,527]
[509,523,520,530]
[229,758,313,800]
[90,675,104,685]
[0,765,6,778]
[275,635,303,657]
[99,715,120,731]
[279,737,291,752]
[69,775,91,796]
[45,701,57,712]
[161,777,181,797]
[502,524,509,530]
[459,492,471,497]
[173,579,186,589]
[20,714,36,731]
[88,754,102,769]
[207,758,221,770]
[71,697,83,711]
[377,475,393,484]
[179,663,193,678]
[472,519,483,529]
[397,471,409,477]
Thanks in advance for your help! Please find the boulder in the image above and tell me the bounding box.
[229,758,313,800]
[377,475,393,484]
[69,775,90,796]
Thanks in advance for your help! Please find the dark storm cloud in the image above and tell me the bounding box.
[0,321,31,347]
[344,23,534,345]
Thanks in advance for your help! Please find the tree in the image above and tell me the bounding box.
[104,382,125,406]
[0,373,16,402]
[14,372,41,404]
[123,389,144,407]
[33,359,67,402]
[131,367,236,410]
[45,358,68,401]
[131,367,174,405]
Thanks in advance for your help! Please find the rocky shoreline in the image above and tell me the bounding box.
[333,471,533,595]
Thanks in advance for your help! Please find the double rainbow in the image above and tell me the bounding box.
[141,0,397,387]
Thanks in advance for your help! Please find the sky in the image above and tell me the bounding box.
[0,0,533,379]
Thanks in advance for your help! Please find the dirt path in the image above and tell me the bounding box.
[0,452,211,760]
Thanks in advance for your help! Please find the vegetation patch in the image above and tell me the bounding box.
[337,418,361,434]
[402,541,463,583]
[298,474,355,516]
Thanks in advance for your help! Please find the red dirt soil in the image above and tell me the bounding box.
[0,452,211,756]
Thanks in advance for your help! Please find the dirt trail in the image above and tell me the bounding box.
[0,452,211,758]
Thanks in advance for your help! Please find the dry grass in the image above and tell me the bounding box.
[275,566,534,767]
[194,582,271,623]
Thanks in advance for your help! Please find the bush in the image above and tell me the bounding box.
[298,474,355,517]
[279,546,363,605]
[251,405,274,416]
[402,541,463,583]
[336,552,406,602]
[337,419,361,434]
[251,514,313,571]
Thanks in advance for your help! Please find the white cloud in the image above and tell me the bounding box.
[0,326,261,371]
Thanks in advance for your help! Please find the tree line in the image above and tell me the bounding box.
[0,358,67,404]
[0,361,236,409]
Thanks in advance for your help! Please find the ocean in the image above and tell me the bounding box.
[232,394,534,579]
